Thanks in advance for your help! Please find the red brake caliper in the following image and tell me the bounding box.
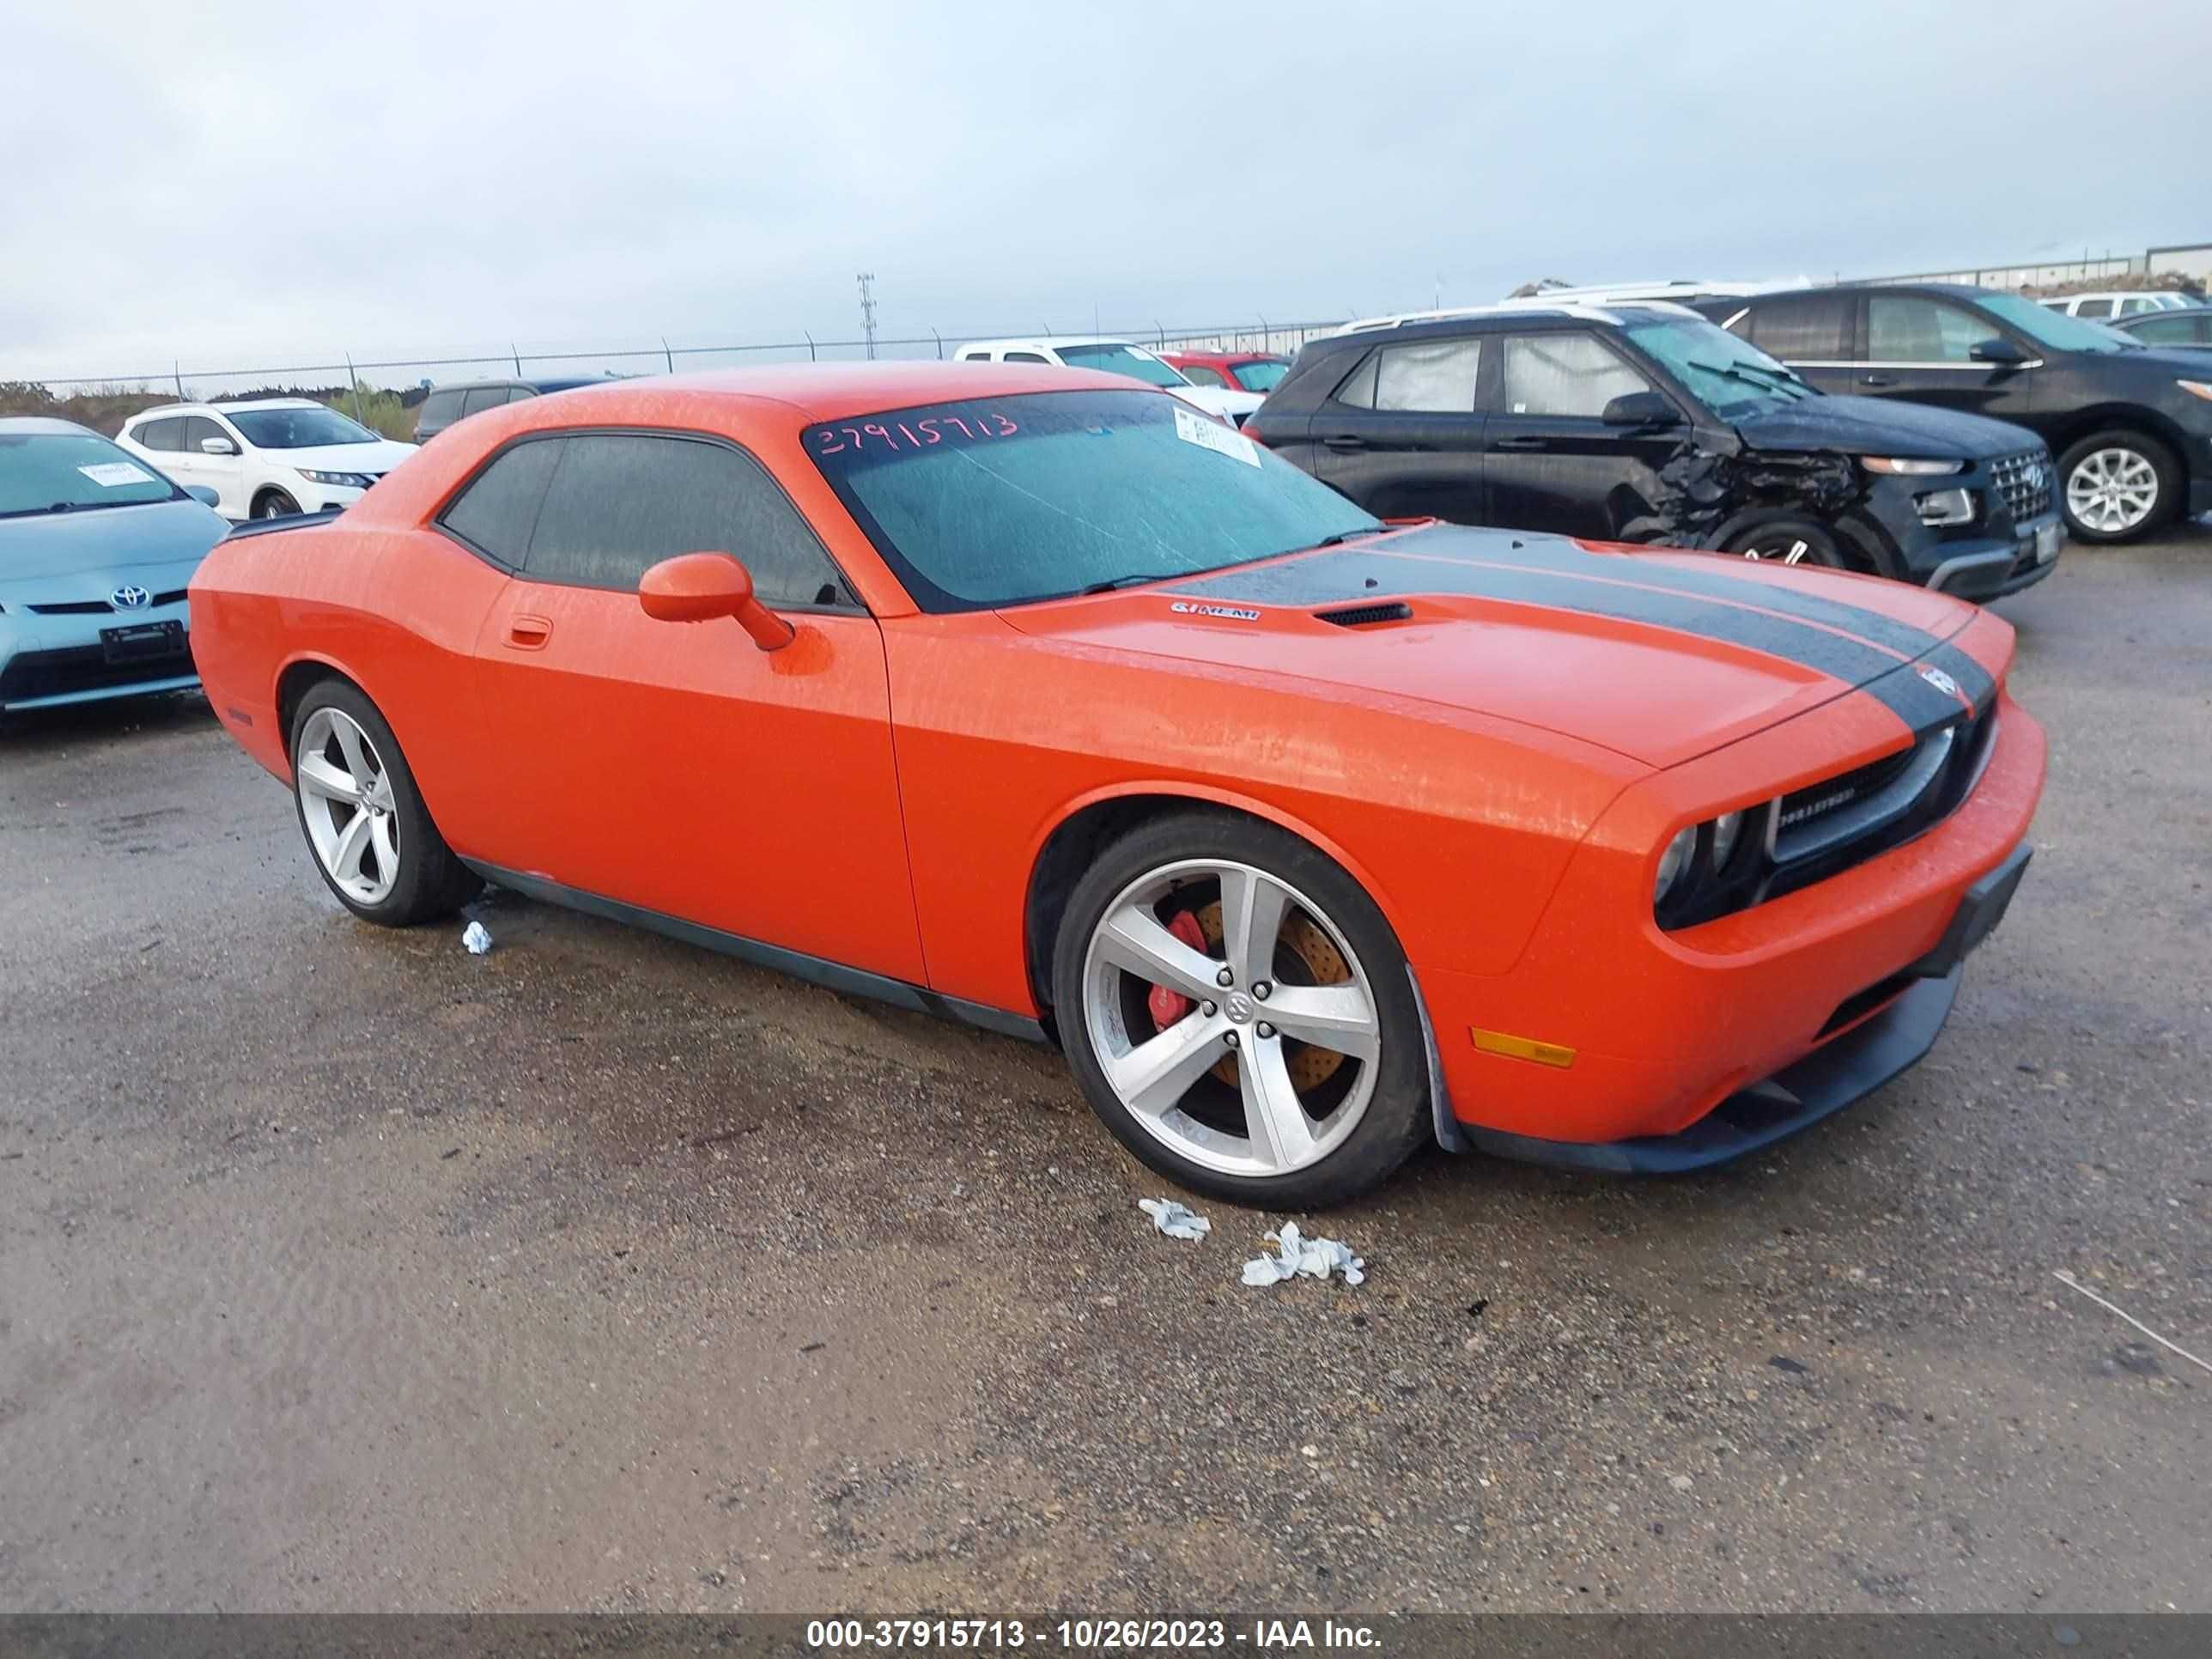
[1146,910,1209,1029]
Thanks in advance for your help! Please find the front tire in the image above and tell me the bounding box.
[255,489,301,519]
[1050,811,1430,1208]
[289,680,477,926]
[2058,430,2179,543]
[1722,517,1851,569]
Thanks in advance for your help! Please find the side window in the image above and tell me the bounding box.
[461,386,510,416]
[1331,349,1381,409]
[1004,351,1050,364]
[419,390,463,428]
[2128,314,2196,343]
[181,416,228,453]
[2074,298,2112,319]
[1500,333,1650,416]
[523,434,853,608]
[1374,338,1483,411]
[507,386,538,404]
[2118,296,2160,316]
[132,417,181,452]
[1180,364,1229,387]
[1745,294,1851,361]
[439,436,563,566]
[1867,297,2002,362]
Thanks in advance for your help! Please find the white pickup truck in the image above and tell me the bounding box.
[952,337,1265,426]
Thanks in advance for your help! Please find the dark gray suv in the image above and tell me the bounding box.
[1248,304,2063,599]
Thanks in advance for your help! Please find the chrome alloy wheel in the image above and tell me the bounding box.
[2066,447,2159,535]
[1079,859,1381,1178]
[295,706,402,905]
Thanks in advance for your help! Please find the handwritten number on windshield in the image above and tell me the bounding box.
[812,411,1019,456]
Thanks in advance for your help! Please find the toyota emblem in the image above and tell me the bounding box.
[1918,665,1960,697]
[111,586,151,611]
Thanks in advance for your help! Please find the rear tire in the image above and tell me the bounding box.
[2057,429,2179,543]
[289,680,478,927]
[1050,810,1430,1209]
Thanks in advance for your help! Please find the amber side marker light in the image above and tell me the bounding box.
[1470,1028,1577,1068]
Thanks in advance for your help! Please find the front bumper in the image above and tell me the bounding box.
[1420,635,2045,1164]
[0,605,198,713]
[1455,845,2029,1172]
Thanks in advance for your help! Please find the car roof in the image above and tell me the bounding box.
[1163,349,1285,364]
[429,376,609,393]
[1331,299,1704,337]
[0,415,100,437]
[495,360,1153,423]
[209,398,325,412]
[957,336,1158,354]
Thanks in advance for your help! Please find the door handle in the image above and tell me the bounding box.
[1859,374,1897,388]
[506,614,551,650]
[1321,434,1367,452]
[1491,435,1547,452]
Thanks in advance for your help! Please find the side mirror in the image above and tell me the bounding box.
[200,435,237,456]
[184,485,221,508]
[1601,390,1683,428]
[1970,337,2030,366]
[638,552,793,651]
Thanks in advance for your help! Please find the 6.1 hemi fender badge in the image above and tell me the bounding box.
[1170,600,1261,622]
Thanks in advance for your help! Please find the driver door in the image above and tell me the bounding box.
[446,429,925,982]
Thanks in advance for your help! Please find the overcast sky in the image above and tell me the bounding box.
[3,0,2206,387]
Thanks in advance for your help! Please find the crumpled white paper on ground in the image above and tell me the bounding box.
[1138,1198,1212,1241]
[460,921,492,956]
[1241,1221,1365,1286]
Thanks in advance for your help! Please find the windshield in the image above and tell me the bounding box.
[1968,293,2128,355]
[1232,359,1291,392]
[1051,343,1189,388]
[0,431,183,519]
[1624,319,1815,419]
[806,389,1379,611]
[227,406,381,448]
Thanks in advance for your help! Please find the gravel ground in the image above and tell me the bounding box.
[1,530,2206,1614]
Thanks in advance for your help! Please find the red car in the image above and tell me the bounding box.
[188,363,2043,1206]
[1159,351,1292,396]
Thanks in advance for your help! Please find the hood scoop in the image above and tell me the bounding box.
[1315,601,1413,629]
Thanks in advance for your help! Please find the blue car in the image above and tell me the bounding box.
[0,417,229,718]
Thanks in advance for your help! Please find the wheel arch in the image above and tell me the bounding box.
[1019,781,1408,1018]
[250,483,299,517]
[273,653,367,762]
[2045,405,2193,474]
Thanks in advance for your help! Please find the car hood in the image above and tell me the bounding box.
[0,496,229,600]
[1735,394,2036,461]
[266,439,418,474]
[1000,523,1983,769]
[1168,385,1267,421]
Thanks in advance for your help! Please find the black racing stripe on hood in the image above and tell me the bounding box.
[1861,660,1976,731]
[1923,640,1996,708]
[1173,550,1917,690]
[1387,526,1947,661]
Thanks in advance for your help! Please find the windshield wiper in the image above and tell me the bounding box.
[1689,359,1813,398]
[1079,570,1188,595]
[1313,527,1385,547]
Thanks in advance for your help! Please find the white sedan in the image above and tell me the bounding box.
[952,337,1265,425]
[117,398,416,520]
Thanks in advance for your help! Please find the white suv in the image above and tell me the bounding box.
[952,337,1265,425]
[117,399,417,520]
[2037,291,2195,321]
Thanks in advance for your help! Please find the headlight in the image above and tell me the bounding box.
[298,469,373,488]
[1710,810,1746,867]
[1913,487,1977,526]
[2179,380,2212,403]
[1861,457,1966,476]
[1653,825,1698,906]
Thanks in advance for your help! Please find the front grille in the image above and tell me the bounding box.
[1776,746,1917,836]
[26,588,188,616]
[0,640,194,704]
[1988,448,2053,524]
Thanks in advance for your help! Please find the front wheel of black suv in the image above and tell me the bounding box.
[1721,517,1853,570]
[2057,430,2179,544]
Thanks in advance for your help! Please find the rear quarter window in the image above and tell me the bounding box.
[439,436,562,565]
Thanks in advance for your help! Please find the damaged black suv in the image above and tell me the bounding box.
[1247,303,2063,599]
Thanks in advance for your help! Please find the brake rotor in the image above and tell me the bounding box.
[1193,899,1352,1091]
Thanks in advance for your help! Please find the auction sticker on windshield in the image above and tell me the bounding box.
[1172,404,1261,468]
[79,461,156,488]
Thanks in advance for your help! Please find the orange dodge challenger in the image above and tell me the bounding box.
[189,362,2043,1206]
